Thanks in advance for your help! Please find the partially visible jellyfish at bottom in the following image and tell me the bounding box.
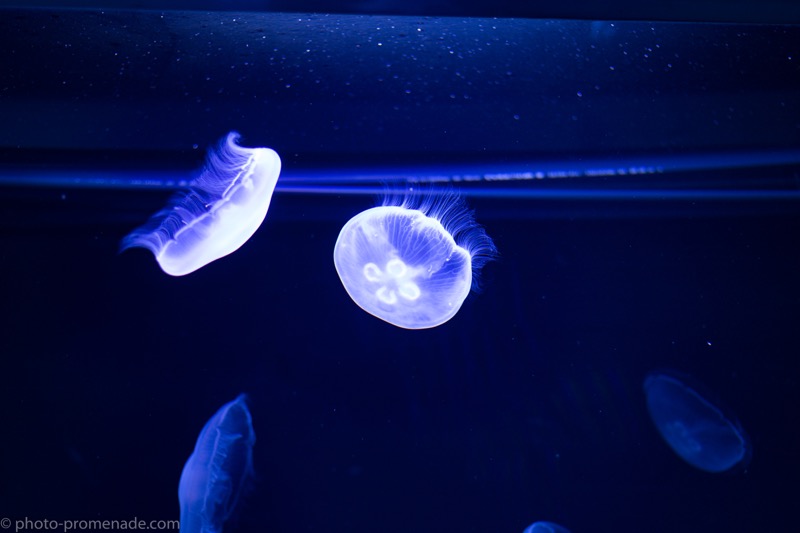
[523,521,572,533]
[644,370,751,473]
[333,188,496,329]
[121,132,281,276]
[178,394,256,533]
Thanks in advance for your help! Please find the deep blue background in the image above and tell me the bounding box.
[1,12,798,158]
[0,0,799,24]
[1,7,799,533]
[1,193,798,533]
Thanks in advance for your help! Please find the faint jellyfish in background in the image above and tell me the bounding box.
[523,521,572,533]
[121,132,281,276]
[179,394,256,533]
[643,370,751,473]
[333,188,496,329]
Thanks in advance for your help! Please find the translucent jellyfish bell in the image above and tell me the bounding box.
[179,394,256,533]
[522,521,572,533]
[121,132,281,276]
[333,189,496,329]
[644,370,752,473]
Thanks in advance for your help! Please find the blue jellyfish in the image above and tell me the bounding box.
[522,522,572,533]
[178,394,256,533]
[121,132,281,276]
[644,371,751,473]
[333,189,496,329]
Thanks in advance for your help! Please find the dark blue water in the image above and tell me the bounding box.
[1,7,799,533]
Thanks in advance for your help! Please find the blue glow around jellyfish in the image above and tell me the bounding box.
[644,370,751,473]
[522,522,572,533]
[121,132,281,276]
[178,394,256,533]
[333,188,496,329]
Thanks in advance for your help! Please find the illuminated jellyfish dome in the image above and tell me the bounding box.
[120,132,281,276]
[333,189,496,329]
[644,370,752,473]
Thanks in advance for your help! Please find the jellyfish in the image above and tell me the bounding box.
[178,394,256,533]
[522,522,572,533]
[121,132,281,276]
[643,370,751,473]
[333,188,496,329]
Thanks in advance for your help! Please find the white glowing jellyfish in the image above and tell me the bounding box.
[333,189,496,329]
[121,132,281,276]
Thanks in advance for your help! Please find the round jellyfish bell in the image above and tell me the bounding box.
[333,189,496,329]
[644,370,752,473]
